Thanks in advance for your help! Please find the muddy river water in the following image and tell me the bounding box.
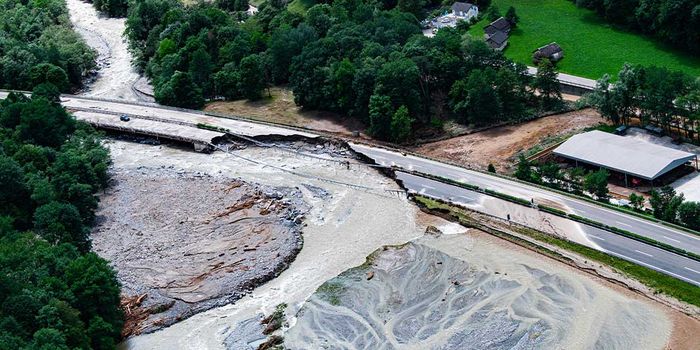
[66,0,153,101]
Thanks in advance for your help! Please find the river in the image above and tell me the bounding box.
[66,0,153,102]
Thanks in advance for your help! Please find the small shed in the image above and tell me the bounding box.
[533,42,563,64]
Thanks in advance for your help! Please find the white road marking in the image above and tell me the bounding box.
[685,267,700,275]
[663,235,681,243]
[634,250,653,258]
[589,235,606,241]
[616,221,633,228]
[422,184,435,190]
[607,251,699,286]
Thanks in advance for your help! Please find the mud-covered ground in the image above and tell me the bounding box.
[286,234,671,349]
[92,162,307,335]
[413,108,604,172]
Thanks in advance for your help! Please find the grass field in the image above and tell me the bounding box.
[468,0,700,79]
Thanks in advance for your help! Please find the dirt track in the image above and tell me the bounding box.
[414,109,604,172]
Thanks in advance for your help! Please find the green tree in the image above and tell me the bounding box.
[238,54,268,100]
[628,193,645,211]
[568,167,587,194]
[533,59,562,110]
[649,186,684,222]
[368,94,394,141]
[188,48,213,95]
[33,202,88,251]
[678,201,700,230]
[29,64,70,92]
[449,69,502,125]
[213,63,242,100]
[375,57,422,116]
[390,106,413,143]
[487,163,496,173]
[154,71,204,109]
[505,6,519,27]
[514,154,533,181]
[485,5,501,21]
[584,169,609,201]
[65,254,123,338]
[538,161,562,188]
[29,328,69,350]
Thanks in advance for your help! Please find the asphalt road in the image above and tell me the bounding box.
[398,171,700,286]
[351,143,700,257]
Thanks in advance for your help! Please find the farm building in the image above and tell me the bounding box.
[484,17,511,36]
[486,30,508,51]
[533,42,564,64]
[553,131,697,186]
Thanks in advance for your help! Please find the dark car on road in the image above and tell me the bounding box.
[120,115,130,122]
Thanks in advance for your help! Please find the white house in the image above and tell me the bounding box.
[451,2,478,22]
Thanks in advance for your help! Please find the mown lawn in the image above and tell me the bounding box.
[468,0,700,79]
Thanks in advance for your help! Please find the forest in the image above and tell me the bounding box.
[0,88,122,349]
[0,0,96,92]
[125,0,563,142]
[572,0,699,55]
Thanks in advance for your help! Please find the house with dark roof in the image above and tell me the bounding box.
[450,2,479,21]
[484,17,511,36]
[485,30,508,51]
[533,42,564,64]
[483,17,511,51]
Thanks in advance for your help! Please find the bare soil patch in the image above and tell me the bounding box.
[91,166,307,336]
[204,87,363,136]
[413,108,604,172]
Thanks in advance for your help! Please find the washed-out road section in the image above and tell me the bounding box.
[1,90,698,286]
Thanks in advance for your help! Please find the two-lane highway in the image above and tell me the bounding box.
[398,171,700,286]
[351,143,700,257]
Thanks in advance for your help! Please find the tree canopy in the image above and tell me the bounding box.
[125,0,557,142]
[0,92,122,349]
[0,0,96,92]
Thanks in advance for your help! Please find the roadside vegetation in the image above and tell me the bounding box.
[468,0,700,79]
[125,0,564,143]
[0,0,96,92]
[415,195,700,308]
[0,90,122,349]
[586,64,700,143]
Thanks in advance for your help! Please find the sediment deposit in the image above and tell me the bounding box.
[285,233,672,350]
[92,163,306,335]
